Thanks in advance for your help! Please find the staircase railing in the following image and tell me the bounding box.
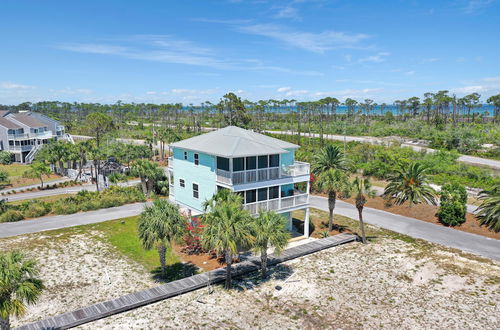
[25,144,42,164]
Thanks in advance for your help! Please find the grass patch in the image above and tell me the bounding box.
[91,216,180,271]
[0,164,28,177]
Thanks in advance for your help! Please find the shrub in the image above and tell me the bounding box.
[0,210,24,222]
[437,183,467,227]
[0,151,12,165]
[23,202,51,218]
[52,202,80,215]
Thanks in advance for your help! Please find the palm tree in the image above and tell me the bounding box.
[0,251,44,330]
[351,177,376,243]
[138,199,185,277]
[312,144,347,175]
[131,159,164,194]
[383,162,437,207]
[22,162,51,188]
[475,184,499,232]
[201,191,253,289]
[315,168,351,231]
[252,211,290,279]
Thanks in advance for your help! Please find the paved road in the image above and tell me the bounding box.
[0,178,73,194]
[3,179,141,202]
[267,130,500,170]
[0,202,147,238]
[309,195,500,261]
[1,193,498,261]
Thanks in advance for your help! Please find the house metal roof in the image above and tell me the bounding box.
[8,113,47,128]
[170,126,299,157]
[0,117,22,129]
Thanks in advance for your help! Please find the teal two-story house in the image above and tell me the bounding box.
[167,126,311,236]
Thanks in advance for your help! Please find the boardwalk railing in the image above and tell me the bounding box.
[16,233,356,330]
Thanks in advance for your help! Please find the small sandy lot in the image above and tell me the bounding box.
[1,223,499,329]
[0,231,156,327]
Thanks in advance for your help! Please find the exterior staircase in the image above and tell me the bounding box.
[24,144,42,164]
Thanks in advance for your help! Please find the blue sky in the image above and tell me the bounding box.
[1,0,499,104]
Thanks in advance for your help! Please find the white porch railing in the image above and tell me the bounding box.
[8,133,29,140]
[243,193,309,215]
[281,161,310,177]
[216,162,308,186]
[167,156,174,168]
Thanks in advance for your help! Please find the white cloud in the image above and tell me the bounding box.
[171,88,219,95]
[274,7,301,20]
[358,52,390,63]
[56,35,322,76]
[314,88,384,100]
[450,76,500,96]
[238,24,370,53]
[277,87,292,92]
[462,0,497,13]
[420,57,440,64]
[49,88,94,95]
[0,82,35,89]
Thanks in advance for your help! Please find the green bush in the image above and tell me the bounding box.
[23,202,51,218]
[437,183,467,226]
[0,210,24,222]
[52,201,80,215]
[0,151,12,165]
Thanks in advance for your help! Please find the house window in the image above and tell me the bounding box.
[194,153,199,165]
[258,155,268,169]
[246,156,256,170]
[184,151,188,160]
[193,183,199,199]
[258,188,268,201]
[216,157,229,171]
[245,189,256,204]
[179,179,185,188]
[233,157,244,172]
[269,154,280,167]
[269,186,279,199]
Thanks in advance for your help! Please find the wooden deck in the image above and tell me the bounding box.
[16,233,357,330]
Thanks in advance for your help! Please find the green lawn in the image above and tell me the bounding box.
[89,216,180,271]
[0,164,28,177]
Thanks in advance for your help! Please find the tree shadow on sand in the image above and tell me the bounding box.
[151,262,199,283]
[232,263,295,291]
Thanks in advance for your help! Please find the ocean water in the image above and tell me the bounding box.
[192,104,496,116]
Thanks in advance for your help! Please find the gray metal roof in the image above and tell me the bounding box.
[7,113,47,128]
[170,126,299,157]
[0,117,21,129]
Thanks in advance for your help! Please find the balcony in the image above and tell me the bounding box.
[9,145,33,152]
[32,130,53,139]
[243,193,309,215]
[8,133,29,140]
[216,161,310,185]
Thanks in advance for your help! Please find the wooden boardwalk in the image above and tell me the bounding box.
[16,233,356,330]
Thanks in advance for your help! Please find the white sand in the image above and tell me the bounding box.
[2,230,498,329]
